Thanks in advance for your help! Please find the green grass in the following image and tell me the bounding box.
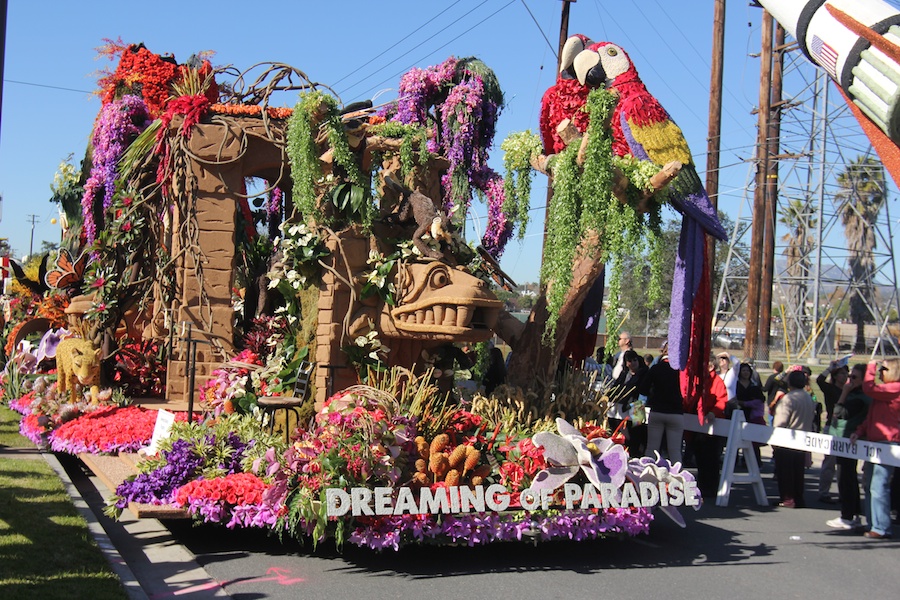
[0,407,126,599]
[0,458,126,599]
[0,404,30,449]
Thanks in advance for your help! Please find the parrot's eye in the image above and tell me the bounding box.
[606,47,618,56]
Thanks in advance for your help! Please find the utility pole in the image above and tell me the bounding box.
[746,11,774,361]
[27,213,38,257]
[541,0,576,265]
[759,23,786,361]
[707,0,726,324]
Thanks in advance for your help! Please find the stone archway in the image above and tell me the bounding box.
[164,117,287,401]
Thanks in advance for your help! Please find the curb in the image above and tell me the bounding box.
[45,451,232,599]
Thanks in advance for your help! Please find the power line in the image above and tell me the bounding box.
[518,0,557,59]
[337,1,511,98]
[330,0,465,89]
[342,0,517,101]
[3,78,93,95]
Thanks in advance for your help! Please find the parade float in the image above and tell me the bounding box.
[0,37,719,550]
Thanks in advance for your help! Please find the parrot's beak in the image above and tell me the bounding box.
[573,50,606,88]
[559,35,592,80]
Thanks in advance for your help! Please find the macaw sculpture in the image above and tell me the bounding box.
[538,33,593,155]
[563,37,728,400]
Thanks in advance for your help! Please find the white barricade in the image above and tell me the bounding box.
[681,412,900,507]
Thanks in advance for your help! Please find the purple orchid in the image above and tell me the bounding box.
[530,418,629,492]
[35,328,69,363]
[628,452,702,528]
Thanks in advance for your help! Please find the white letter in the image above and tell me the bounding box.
[485,484,510,511]
[375,487,393,515]
[519,488,540,510]
[393,487,420,515]
[449,486,461,513]
[620,482,641,508]
[639,482,660,507]
[540,487,553,510]
[460,485,485,513]
[600,484,620,508]
[419,487,450,514]
[683,480,700,507]
[564,483,581,509]
[581,484,602,509]
[658,482,669,506]
[668,479,685,506]
[326,488,351,517]
[351,488,374,516]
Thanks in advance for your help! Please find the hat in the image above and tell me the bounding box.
[715,351,730,359]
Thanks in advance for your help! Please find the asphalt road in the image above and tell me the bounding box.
[165,455,900,600]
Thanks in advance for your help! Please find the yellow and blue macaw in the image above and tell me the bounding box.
[567,39,727,375]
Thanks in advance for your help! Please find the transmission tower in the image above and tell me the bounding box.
[715,36,900,365]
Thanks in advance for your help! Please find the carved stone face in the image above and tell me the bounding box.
[381,262,502,342]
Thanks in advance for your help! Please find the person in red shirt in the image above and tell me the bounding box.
[691,361,729,499]
[851,359,900,539]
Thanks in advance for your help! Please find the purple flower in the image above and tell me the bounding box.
[81,95,151,244]
[531,418,629,492]
[628,452,701,527]
[35,328,69,363]
[478,169,513,257]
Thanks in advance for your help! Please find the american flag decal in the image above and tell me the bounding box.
[810,35,838,78]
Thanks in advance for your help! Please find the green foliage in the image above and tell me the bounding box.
[501,130,542,240]
[48,154,85,247]
[360,247,411,307]
[287,91,329,219]
[541,88,666,348]
[367,121,431,181]
[326,182,368,221]
[287,91,373,227]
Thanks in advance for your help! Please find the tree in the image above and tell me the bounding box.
[778,198,816,345]
[617,219,679,336]
[837,155,886,352]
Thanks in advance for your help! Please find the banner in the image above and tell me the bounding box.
[683,413,900,467]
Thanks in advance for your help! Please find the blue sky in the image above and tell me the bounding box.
[0,0,849,285]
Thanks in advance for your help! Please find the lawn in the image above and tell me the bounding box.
[0,407,127,599]
[0,404,30,449]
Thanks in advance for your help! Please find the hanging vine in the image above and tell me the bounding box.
[540,88,667,347]
[287,90,373,227]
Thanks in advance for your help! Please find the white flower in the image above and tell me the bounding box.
[531,418,629,492]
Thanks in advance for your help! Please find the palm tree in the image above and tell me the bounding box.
[837,156,886,352]
[779,198,816,345]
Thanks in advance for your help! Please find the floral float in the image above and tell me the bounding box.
[0,38,708,555]
[96,376,698,551]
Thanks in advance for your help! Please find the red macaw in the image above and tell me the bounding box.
[566,40,727,403]
[538,34,593,155]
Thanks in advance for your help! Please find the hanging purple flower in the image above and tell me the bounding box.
[81,95,151,244]
[392,57,504,228]
[267,185,284,239]
[477,169,513,258]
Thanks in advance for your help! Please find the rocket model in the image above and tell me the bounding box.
[758,0,900,145]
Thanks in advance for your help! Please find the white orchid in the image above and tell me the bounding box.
[628,452,702,528]
[531,418,629,492]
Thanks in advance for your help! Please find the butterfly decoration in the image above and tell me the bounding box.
[44,249,90,292]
